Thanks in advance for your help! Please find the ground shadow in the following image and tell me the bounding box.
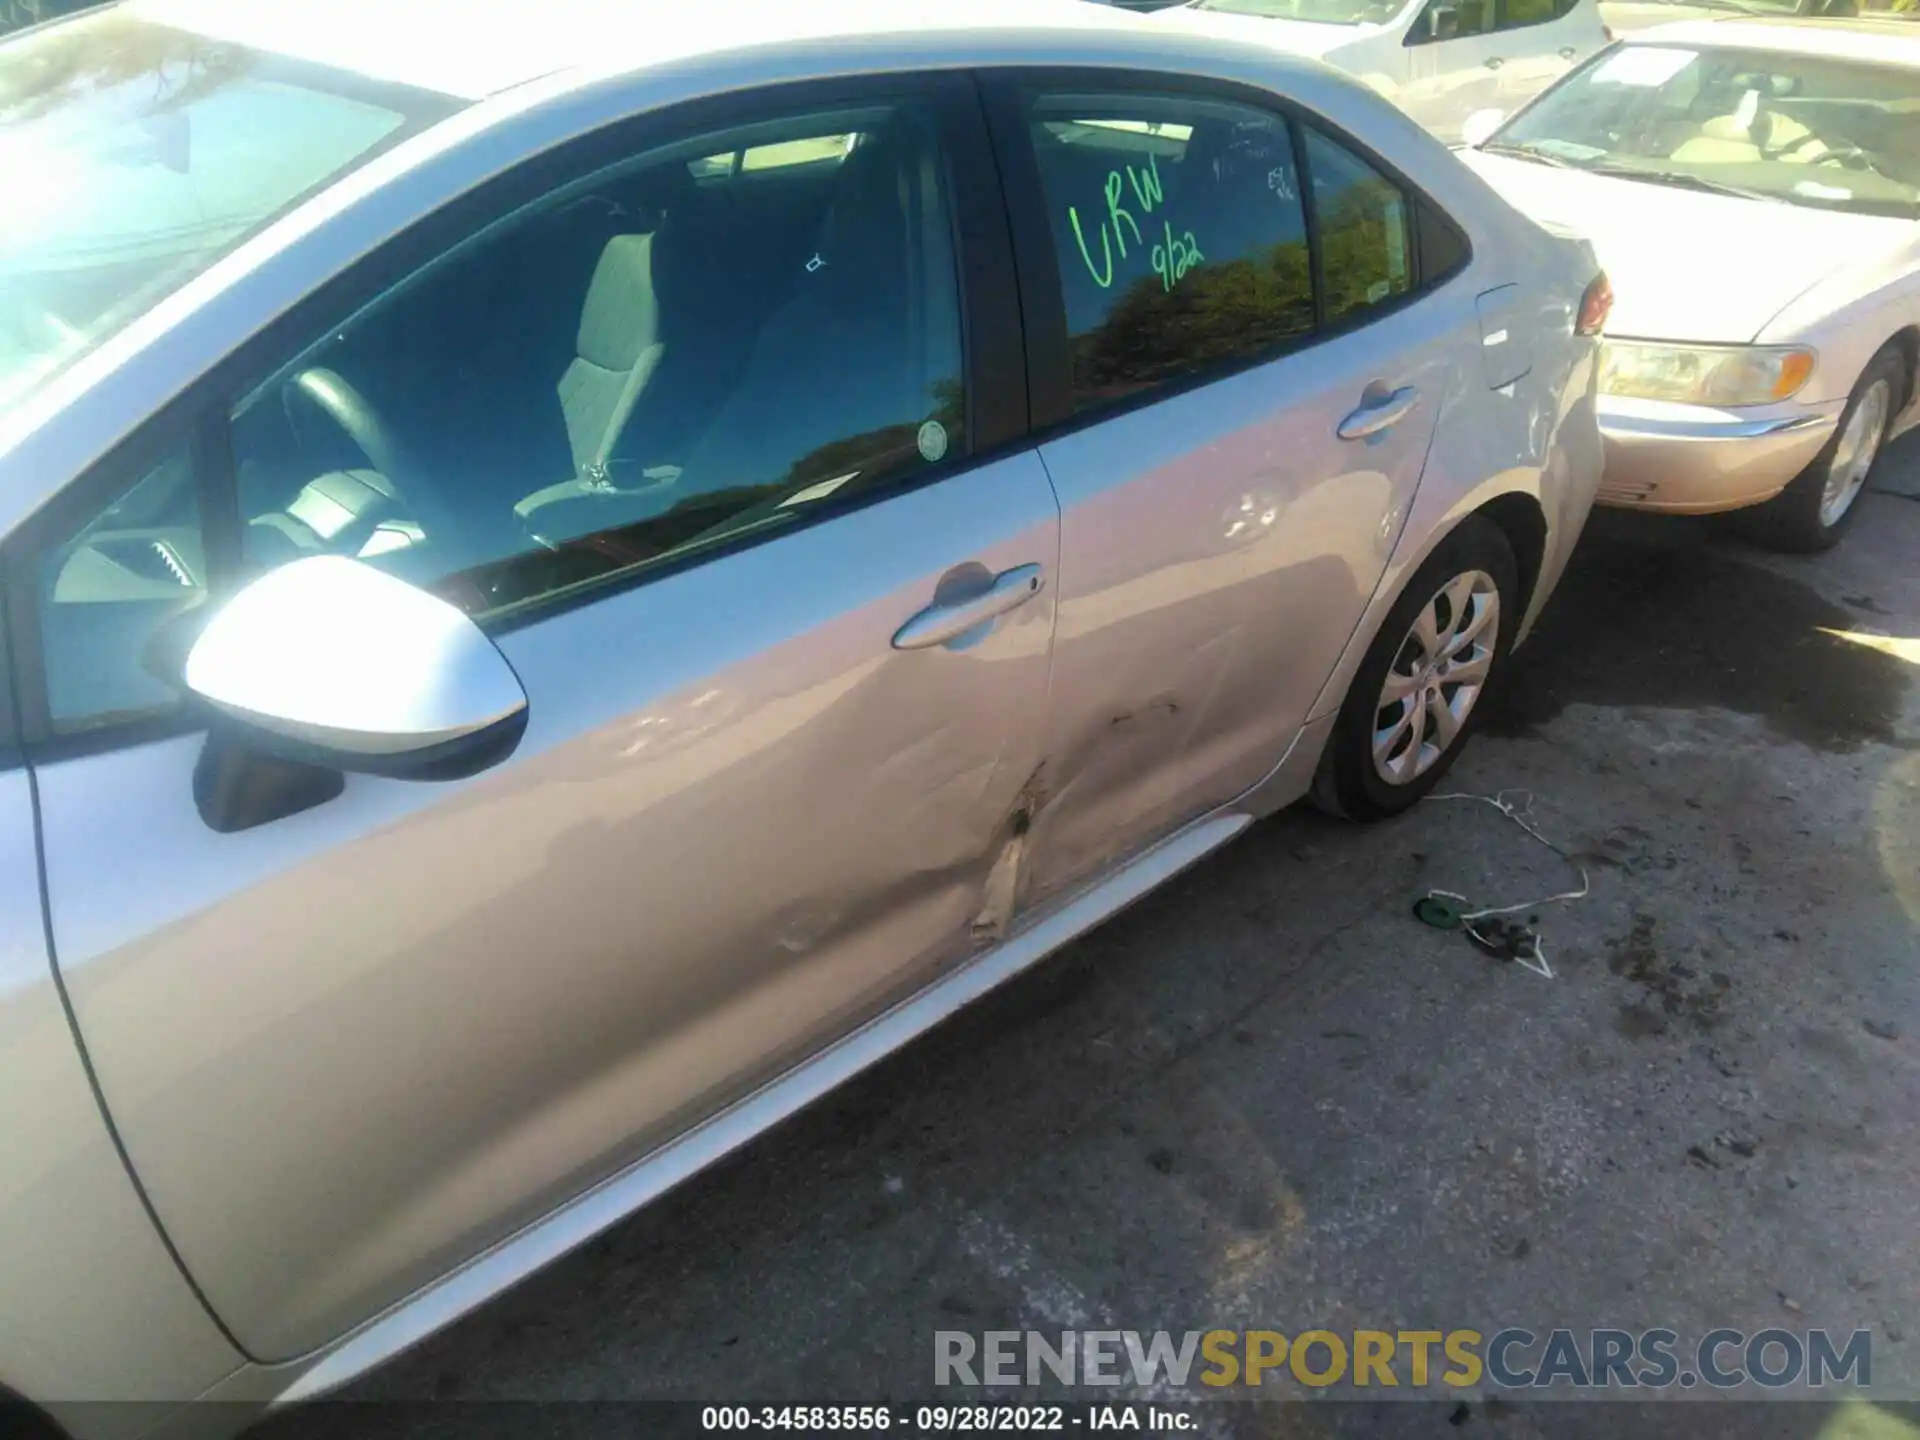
[1483,518,1912,752]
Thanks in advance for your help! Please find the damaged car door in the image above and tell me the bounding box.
[985,82,1449,905]
[19,80,1059,1361]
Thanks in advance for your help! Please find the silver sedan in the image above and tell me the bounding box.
[0,1,1603,1434]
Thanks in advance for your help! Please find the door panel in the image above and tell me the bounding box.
[1026,319,1446,905]
[23,77,1055,1361]
[36,453,1058,1359]
[1406,32,1510,141]
[987,84,1450,907]
[1498,6,1603,112]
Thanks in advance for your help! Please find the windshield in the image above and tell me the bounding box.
[1494,44,1920,218]
[1622,0,1917,11]
[1191,0,1409,27]
[0,10,463,409]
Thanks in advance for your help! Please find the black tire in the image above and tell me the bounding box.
[1745,345,1906,554]
[1312,516,1518,822]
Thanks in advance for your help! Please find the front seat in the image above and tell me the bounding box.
[515,224,680,541]
[557,231,666,484]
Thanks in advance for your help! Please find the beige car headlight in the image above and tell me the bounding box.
[1599,342,1816,407]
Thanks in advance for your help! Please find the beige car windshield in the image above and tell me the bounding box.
[1494,43,1920,218]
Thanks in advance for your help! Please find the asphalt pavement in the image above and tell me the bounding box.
[261,435,1920,1440]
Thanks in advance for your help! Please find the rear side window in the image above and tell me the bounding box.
[1303,127,1413,323]
[1011,87,1453,421]
[1019,94,1314,414]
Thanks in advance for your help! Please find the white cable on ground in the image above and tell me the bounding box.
[1420,789,1591,979]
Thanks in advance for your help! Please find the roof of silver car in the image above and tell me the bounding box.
[126,0,1148,99]
[1628,14,1920,64]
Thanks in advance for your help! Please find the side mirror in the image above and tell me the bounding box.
[184,556,528,781]
[1462,108,1508,147]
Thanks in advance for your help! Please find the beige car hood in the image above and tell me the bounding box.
[1461,150,1912,343]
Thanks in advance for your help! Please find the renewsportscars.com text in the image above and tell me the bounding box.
[934,1327,1873,1391]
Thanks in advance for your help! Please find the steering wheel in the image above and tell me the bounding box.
[286,367,462,549]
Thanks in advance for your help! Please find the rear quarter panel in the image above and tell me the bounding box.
[1296,187,1603,733]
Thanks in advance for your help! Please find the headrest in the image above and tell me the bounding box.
[805,127,909,283]
[576,233,660,372]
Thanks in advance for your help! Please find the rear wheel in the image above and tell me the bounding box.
[1313,517,1518,821]
[1746,346,1904,554]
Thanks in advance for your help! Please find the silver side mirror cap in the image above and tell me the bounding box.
[184,556,527,780]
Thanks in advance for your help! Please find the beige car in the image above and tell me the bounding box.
[1462,17,1920,549]
[0,0,1604,1435]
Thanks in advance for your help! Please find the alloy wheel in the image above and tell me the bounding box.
[1819,378,1892,529]
[1371,569,1501,787]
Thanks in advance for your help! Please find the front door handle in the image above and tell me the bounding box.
[1337,386,1421,442]
[892,564,1045,650]
[1558,44,1578,58]
[1484,55,1506,69]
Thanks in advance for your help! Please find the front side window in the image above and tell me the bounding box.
[230,98,967,620]
[25,97,968,736]
[0,9,461,408]
[1489,44,1920,218]
[32,440,206,734]
[1020,93,1315,413]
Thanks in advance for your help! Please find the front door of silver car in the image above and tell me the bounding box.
[6,75,1061,1363]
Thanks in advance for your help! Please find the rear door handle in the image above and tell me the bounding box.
[1485,55,1505,69]
[892,564,1045,650]
[1558,44,1578,58]
[1337,386,1421,441]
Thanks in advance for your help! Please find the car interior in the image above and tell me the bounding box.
[222,105,962,615]
[1559,51,1920,202]
[35,107,965,724]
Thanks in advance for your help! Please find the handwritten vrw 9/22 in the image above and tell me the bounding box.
[1066,152,1202,294]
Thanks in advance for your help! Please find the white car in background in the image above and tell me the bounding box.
[1461,17,1920,549]
[1148,0,1610,141]
[1599,0,1915,38]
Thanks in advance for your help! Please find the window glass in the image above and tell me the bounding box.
[1304,128,1413,323]
[0,9,461,409]
[1023,93,1313,414]
[35,441,206,734]
[1410,0,1498,41]
[229,99,967,619]
[31,99,967,737]
[1502,0,1559,25]
[1493,46,1920,218]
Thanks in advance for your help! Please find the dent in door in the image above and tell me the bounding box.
[1026,317,1447,906]
[41,454,1060,1361]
